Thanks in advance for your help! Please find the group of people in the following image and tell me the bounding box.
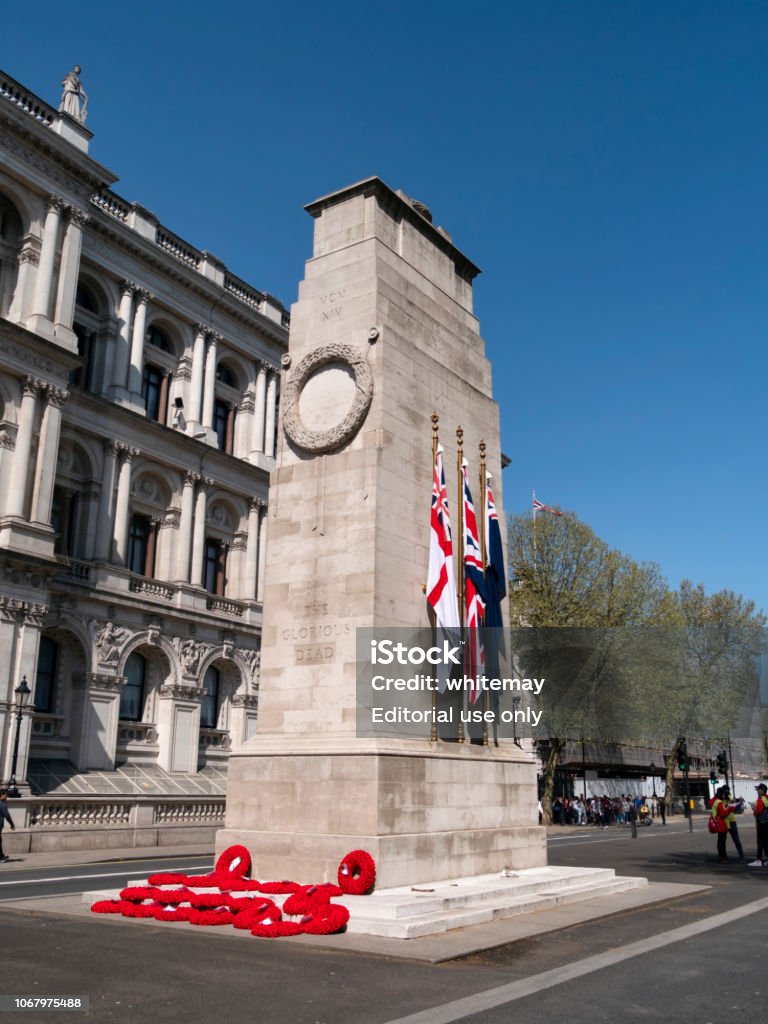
[709,783,768,866]
[549,794,665,827]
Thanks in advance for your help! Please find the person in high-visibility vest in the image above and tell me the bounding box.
[747,783,768,867]
[710,786,739,864]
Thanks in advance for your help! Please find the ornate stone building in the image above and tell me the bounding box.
[0,69,287,842]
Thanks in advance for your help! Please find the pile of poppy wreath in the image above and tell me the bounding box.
[91,845,376,938]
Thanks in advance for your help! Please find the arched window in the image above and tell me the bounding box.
[52,438,93,560]
[142,363,165,421]
[203,537,226,595]
[127,513,156,577]
[216,363,236,387]
[34,636,59,714]
[213,360,239,454]
[213,398,231,452]
[142,325,176,423]
[147,326,172,352]
[201,666,220,729]
[0,193,23,318]
[75,283,98,313]
[120,653,146,721]
[51,486,79,556]
[71,280,106,392]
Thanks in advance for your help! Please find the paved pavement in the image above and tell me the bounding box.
[0,818,765,1023]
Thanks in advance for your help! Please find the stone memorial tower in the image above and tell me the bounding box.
[217,178,546,886]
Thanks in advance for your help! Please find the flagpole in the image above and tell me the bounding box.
[455,425,465,745]
[429,412,439,743]
[479,440,489,748]
[532,488,537,569]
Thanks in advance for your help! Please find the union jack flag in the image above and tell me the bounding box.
[427,445,460,635]
[462,460,485,704]
[533,497,562,516]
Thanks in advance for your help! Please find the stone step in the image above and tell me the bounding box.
[347,876,646,939]
[346,867,622,920]
[82,866,648,941]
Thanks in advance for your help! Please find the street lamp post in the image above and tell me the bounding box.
[6,677,31,799]
[651,761,657,799]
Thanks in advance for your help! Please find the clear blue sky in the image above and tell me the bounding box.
[6,2,767,611]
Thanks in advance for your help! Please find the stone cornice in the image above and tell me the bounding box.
[0,319,82,383]
[62,388,271,493]
[0,96,117,194]
[305,175,482,281]
[85,210,290,345]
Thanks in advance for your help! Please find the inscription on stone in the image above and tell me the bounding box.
[295,643,335,665]
[282,622,351,642]
[319,288,345,323]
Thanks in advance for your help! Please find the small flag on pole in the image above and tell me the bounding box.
[532,497,563,516]
[462,460,485,704]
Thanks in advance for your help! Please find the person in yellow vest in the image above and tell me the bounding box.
[710,786,741,864]
[747,783,768,867]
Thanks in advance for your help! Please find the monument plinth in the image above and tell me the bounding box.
[217,178,546,886]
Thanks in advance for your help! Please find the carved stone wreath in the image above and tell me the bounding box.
[282,344,373,455]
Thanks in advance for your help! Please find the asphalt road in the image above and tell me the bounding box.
[0,856,213,902]
[0,820,766,1024]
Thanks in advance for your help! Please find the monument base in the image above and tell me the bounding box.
[217,739,547,888]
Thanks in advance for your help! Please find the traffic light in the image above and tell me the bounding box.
[709,768,718,784]
[677,738,688,772]
[717,750,728,776]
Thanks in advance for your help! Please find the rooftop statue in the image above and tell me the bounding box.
[59,65,88,124]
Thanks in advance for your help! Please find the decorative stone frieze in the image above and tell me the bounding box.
[93,620,131,666]
[173,637,213,676]
[0,597,49,624]
[231,693,259,710]
[88,672,124,693]
[18,245,40,266]
[237,647,261,681]
[282,343,373,455]
[159,683,205,701]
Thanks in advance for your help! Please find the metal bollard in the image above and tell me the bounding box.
[630,807,638,839]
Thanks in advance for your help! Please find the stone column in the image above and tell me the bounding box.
[113,446,139,565]
[264,367,278,458]
[187,324,207,430]
[8,245,38,323]
[250,361,267,456]
[127,289,150,398]
[175,471,199,583]
[5,377,41,518]
[243,497,264,600]
[110,281,136,392]
[201,333,220,431]
[94,441,120,561]
[29,196,64,322]
[30,386,69,524]
[190,476,211,586]
[229,534,247,600]
[53,208,88,334]
[256,501,268,603]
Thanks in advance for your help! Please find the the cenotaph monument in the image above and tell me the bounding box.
[217,178,546,886]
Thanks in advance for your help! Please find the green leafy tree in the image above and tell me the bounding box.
[507,511,673,822]
[631,583,767,804]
